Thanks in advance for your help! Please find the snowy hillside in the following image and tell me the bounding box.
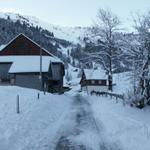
[0,12,89,44]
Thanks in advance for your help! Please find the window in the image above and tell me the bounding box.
[91,80,95,84]
[98,80,102,84]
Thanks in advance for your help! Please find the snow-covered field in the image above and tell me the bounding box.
[90,95,150,150]
[0,86,72,150]
[0,71,150,150]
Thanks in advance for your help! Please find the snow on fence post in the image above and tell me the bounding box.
[147,126,149,139]
[110,94,112,99]
[122,93,125,100]
[37,93,40,99]
[123,99,126,106]
[43,83,46,95]
[146,126,149,139]
[16,95,20,114]
[144,124,149,139]
[122,94,126,106]
[116,96,118,103]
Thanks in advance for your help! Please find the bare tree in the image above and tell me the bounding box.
[83,8,122,91]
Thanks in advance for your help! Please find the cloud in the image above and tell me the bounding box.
[0,8,17,13]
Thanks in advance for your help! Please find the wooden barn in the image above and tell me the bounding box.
[0,33,65,92]
[80,68,109,94]
[0,33,51,56]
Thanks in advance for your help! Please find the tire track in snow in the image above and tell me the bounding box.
[53,94,122,150]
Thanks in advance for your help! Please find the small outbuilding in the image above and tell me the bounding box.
[80,68,109,94]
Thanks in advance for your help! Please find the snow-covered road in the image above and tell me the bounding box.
[53,94,120,150]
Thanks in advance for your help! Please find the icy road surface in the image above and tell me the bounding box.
[52,94,121,150]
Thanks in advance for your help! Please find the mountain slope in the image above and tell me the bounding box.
[0,12,93,69]
[0,12,89,44]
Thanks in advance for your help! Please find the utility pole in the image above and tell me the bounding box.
[133,57,136,95]
[39,29,43,91]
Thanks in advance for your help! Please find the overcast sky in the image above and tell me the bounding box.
[0,0,150,29]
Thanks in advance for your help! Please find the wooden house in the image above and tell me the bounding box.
[80,68,109,93]
[0,33,65,92]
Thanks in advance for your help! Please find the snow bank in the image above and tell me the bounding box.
[0,86,72,150]
[90,95,150,150]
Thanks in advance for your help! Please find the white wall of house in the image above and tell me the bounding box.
[81,85,108,93]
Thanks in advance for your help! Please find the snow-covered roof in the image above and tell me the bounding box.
[84,68,107,80]
[0,44,6,51]
[0,56,62,73]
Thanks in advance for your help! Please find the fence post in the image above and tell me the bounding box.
[144,124,149,139]
[147,126,149,139]
[44,90,46,95]
[37,93,40,99]
[44,83,46,95]
[123,99,126,106]
[110,95,112,99]
[16,95,20,114]
[116,97,118,103]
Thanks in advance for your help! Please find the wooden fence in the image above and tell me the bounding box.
[90,91,124,100]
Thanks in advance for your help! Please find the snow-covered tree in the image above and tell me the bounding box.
[127,11,150,106]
